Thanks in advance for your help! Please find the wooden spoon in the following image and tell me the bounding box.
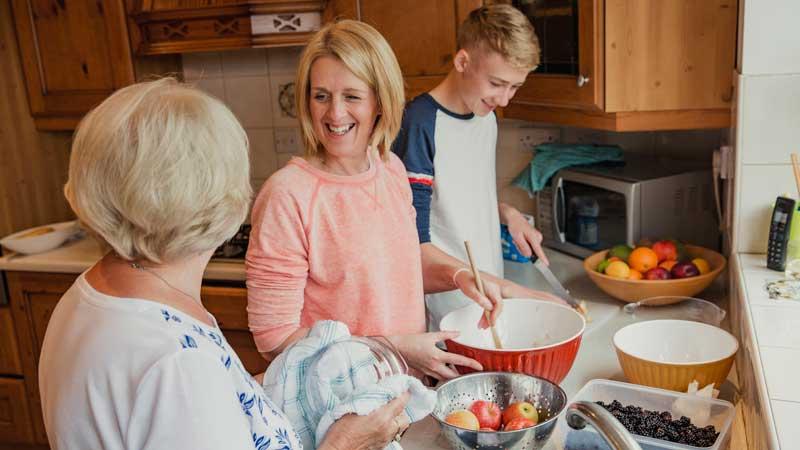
[464,241,503,349]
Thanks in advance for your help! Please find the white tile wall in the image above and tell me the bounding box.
[736,164,798,253]
[739,0,800,75]
[773,400,800,450]
[182,48,304,185]
[739,74,800,165]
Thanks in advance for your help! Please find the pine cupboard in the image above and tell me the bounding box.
[9,0,136,130]
[500,0,738,131]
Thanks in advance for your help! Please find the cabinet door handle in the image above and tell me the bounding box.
[577,75,591,87]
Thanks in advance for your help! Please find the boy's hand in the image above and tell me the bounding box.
[505,208,549,266]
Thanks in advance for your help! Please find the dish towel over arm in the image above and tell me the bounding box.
[512,143,624,193]
[262,321,437,450]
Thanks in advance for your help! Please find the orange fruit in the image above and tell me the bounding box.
[605,261,631,279]
[659,260,678,271]
[627,269,643,280]
[628,247,659,273]
[692,258,711,275]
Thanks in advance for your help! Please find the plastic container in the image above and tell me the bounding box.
[564,379,734,450]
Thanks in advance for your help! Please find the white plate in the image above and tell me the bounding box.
[0,221,81,255]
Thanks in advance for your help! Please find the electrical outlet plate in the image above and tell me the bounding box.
[518,127,559,152]
[274,128,300,154]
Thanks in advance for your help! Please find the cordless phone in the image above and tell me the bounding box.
[767,196,796,271]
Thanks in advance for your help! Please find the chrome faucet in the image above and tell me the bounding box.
[566,401,643,450]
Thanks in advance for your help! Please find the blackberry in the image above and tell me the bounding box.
[595,400,720,447]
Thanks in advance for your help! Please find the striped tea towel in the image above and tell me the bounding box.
[262,321,437,450]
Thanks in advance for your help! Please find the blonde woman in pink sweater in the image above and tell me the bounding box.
[246,20,502,381]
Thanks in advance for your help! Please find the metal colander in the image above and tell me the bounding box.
[433,372,567,450]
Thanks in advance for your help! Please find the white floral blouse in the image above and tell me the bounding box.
[38,272,303,450]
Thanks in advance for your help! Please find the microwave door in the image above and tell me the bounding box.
[557,173,636,255]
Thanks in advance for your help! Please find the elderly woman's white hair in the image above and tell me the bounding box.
[65,78,252,263]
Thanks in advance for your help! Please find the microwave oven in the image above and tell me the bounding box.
[535,159,720,258]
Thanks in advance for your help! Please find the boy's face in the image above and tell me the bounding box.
[454,48,530,116]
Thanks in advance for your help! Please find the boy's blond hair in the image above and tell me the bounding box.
[457,4,540,70]
[295,20,405,161]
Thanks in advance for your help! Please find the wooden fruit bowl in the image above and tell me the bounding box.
[583,245,727,303]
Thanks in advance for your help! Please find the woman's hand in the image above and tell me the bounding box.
[319,392,411,450]
[388,332,483,381]
[453,270,504,328]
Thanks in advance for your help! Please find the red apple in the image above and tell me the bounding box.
[479,427,496,432]
[469,400,502,430]
[652,240,678,262]
[644,267,671,280]
[504,417,537,430]
[671,262,700,279]
[502,401,538,425]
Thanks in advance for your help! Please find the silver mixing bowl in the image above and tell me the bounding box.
[433,372,567,450]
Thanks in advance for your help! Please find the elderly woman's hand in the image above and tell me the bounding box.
[453,270,504,328]
[388,332,483,381]
[318,392,411,450]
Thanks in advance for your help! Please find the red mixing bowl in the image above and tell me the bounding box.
[440,299,585,383]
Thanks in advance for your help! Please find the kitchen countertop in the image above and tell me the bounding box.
[732,253,800,450]
[1,237,749,448]
[0,236,247,281]
[402,251,738,450]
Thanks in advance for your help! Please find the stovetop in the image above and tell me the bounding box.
[212,224,250,262]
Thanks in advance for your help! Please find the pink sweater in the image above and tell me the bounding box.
[246,153,426,352]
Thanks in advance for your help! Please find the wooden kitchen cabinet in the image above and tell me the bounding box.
[0,378,34,444]
[3,271,261,447]
[330,0,482,99]
[501,0,738,131]
[9,0,136,130]
[0,309,22,376]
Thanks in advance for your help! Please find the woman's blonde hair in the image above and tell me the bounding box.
[458,4,540,70]
[64,78,252,263]
[295,20,405,160]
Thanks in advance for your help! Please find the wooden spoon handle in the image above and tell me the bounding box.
[464,241,503,349]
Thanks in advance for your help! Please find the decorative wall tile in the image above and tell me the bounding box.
[269,74,298,128]
[221,49,269,77]
[223,76,272,128]
[267,47,303,76]
[190,77,226,102]
[182,52,223,80]
[247,128,277,179]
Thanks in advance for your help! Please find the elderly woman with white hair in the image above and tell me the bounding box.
[38,78,410,450]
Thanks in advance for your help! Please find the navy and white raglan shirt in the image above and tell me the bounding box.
[392,93,503,331]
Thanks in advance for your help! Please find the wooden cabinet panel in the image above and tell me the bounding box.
[10,0,135,129]
[336,0,480,99]
[202,285,248,330]
[604,0,737,112]
[0,310,22,376]
[503,0,737,130]
[225,330,268,375]
[7,272,76,445]
[0,379,34,444]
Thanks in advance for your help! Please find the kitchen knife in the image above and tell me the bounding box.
[530,256,581,309]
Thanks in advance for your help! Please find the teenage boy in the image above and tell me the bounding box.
[392,4,564,330]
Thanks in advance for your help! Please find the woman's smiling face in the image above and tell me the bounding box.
[309,56,379,162]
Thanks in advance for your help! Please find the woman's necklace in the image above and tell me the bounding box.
[128,261,200,304]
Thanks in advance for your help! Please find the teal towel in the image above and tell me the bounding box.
[512,143,624,193]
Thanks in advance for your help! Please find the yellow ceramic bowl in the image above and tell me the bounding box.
[583,245,727,303]
[614,320,738,392]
